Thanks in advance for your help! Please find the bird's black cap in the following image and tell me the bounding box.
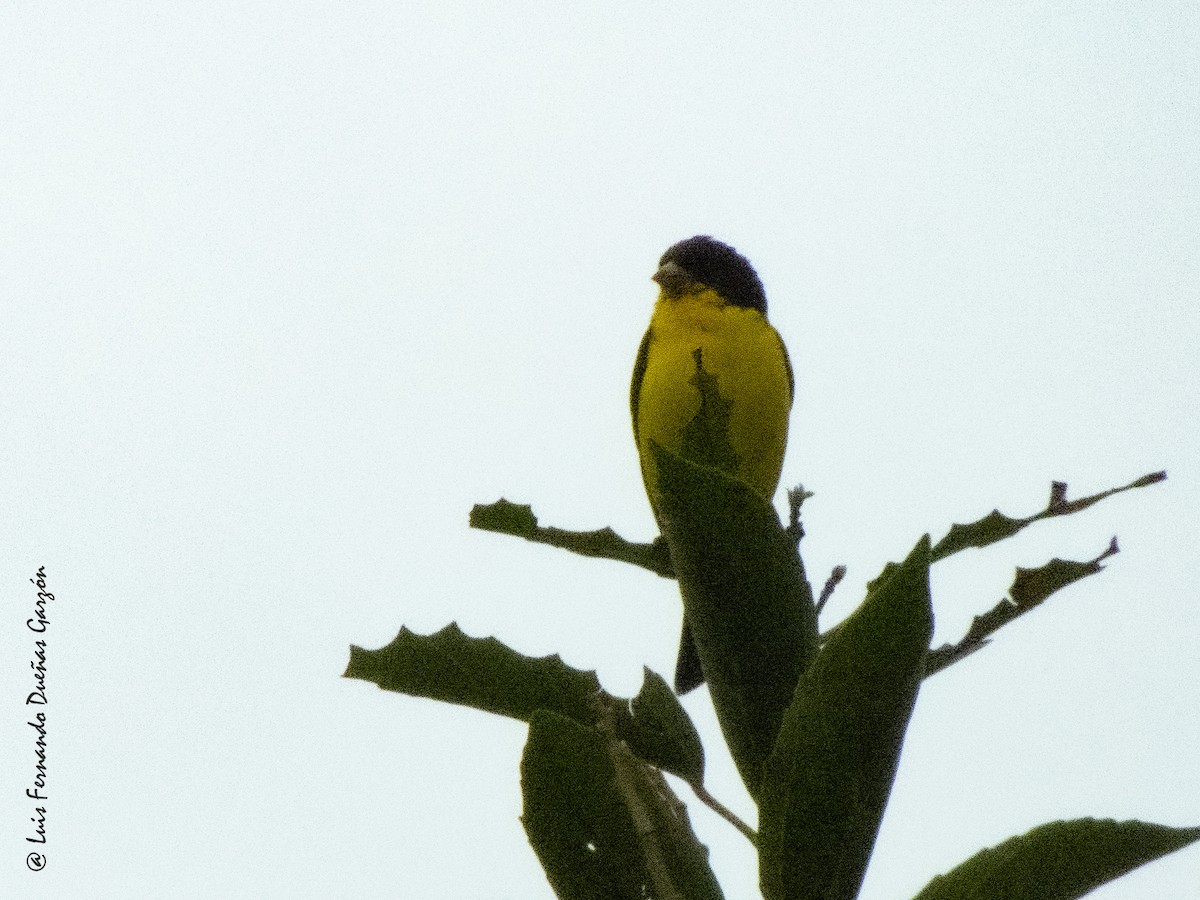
[657,235,767,314]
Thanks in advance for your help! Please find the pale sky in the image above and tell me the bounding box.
[2,3,1198,898]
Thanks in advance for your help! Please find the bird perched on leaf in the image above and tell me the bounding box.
[630,235,794,693]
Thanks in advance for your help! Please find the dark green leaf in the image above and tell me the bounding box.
[1009,543,1116,608]
[924,538,1118,678]
[679,348,741,473]
[651,443,819,797]
[930,472,1165,562]
[911,818,1200,900]
[522,710,724,900]
[470,497,539,537]
[347,629,709,780]
[620,667,705,785]
[469,499,675,577]
[344,623,601,726]
[759,535,933,900]
[932,509,1026,561]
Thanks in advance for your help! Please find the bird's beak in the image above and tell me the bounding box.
[652,260,691,295]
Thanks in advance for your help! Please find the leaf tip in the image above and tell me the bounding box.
[343,643,374,681]
[469,498,538,536]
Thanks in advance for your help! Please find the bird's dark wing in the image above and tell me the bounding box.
[630,328,652,444]
[776,327,795,407]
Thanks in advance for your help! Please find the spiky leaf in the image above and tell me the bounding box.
[930,472,1165,562]
[924,538,1119,677]
[344,623,601,726]
[470,497,539,536]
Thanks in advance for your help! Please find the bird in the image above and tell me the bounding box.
[631,235,794,693]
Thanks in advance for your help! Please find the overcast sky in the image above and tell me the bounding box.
[2,2,1198,898]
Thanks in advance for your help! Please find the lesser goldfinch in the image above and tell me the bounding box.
[630,236,794,693]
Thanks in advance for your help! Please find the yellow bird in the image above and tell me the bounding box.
[630,236,794,693]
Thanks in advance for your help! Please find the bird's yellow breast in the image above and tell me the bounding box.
[634,288,792,503]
